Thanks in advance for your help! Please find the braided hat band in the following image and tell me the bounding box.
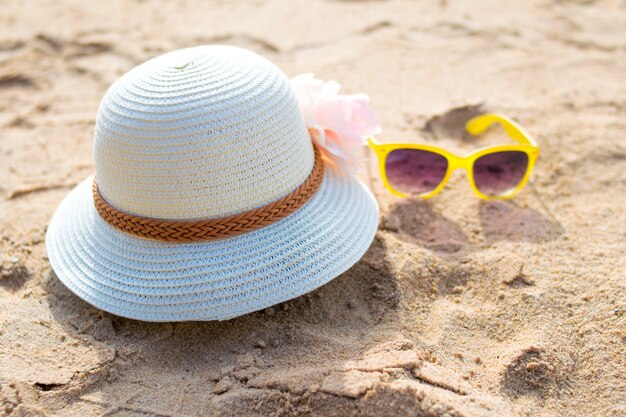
[93,144,325,243]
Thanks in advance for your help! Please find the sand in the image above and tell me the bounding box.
[1,0,625,416]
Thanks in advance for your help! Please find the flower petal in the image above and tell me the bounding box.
[290,74,381,170]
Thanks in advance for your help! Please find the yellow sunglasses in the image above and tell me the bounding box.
[368,113,539,200]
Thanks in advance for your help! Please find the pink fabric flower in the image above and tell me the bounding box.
[290,73,381,170]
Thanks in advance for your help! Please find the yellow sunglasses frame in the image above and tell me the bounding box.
[368,113,539,200]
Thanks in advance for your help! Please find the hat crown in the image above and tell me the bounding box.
[93,45,313,220]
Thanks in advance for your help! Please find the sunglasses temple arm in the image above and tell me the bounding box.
[465,113,538,147]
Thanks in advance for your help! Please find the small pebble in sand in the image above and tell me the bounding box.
[526,361,540,371]
[256,340,266,349]
[503,263,535,286]
[474,357,482,365]
[526,360,554,372]
[107,368,118,382]
[212,377,233,395]
[263,307,275,316]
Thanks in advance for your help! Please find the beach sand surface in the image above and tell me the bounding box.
[1,0,625,416]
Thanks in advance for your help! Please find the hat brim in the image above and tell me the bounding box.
[46,163,379,322]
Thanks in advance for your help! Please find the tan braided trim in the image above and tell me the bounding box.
[93,145,325,243]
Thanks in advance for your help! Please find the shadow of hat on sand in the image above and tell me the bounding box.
[41,237,405,414]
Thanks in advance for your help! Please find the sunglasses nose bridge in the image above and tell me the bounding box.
[446,158,464,171]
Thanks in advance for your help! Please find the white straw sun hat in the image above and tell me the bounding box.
[46,45,380,322]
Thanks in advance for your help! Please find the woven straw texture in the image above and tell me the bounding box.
[94,45,313,220]
[92,144,324,242]
[46,45,379,321]
[47,167,378,321]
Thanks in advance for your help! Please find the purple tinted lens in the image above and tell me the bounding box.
[385,149,448,195]
[473,151,529,196]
